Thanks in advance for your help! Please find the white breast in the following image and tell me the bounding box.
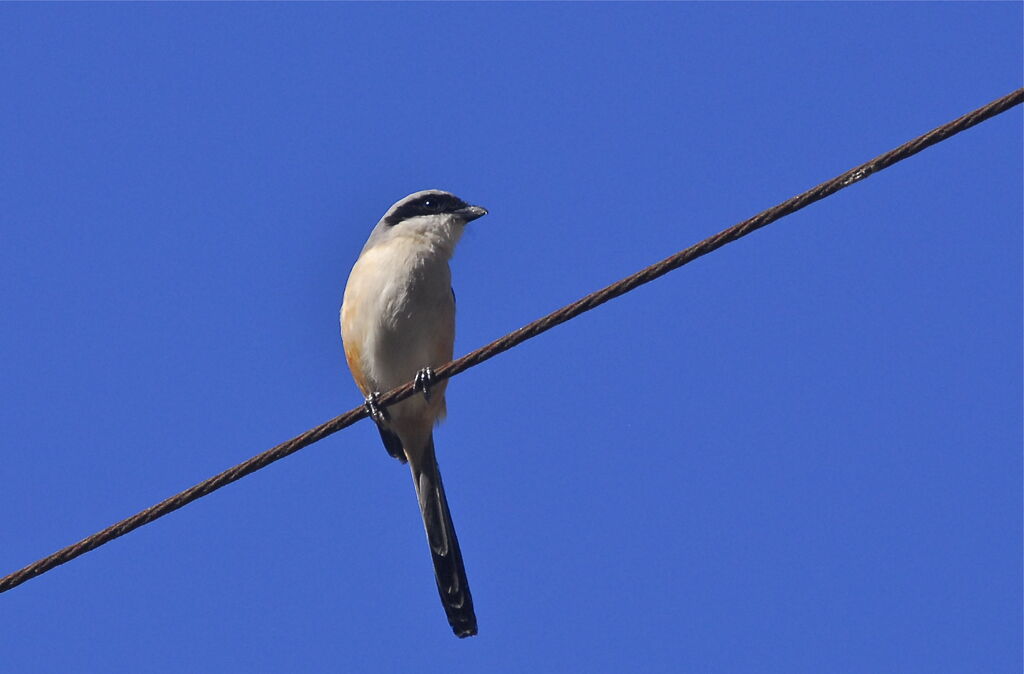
[341,235,455,394]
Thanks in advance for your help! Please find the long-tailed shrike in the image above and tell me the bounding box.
[340,190,487,638]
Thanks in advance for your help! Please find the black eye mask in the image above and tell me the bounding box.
[383,193,468,227]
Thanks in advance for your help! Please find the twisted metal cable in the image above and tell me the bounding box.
[2,87,1020,595]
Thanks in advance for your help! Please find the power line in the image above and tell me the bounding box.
[2,87,1021,595]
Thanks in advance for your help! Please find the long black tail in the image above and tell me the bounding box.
[411,437,477,637]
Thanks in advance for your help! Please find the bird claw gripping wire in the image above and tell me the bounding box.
[364,392,388,423]
[413,367,435,401]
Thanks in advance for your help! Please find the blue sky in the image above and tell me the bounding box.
[1,4,1020,672]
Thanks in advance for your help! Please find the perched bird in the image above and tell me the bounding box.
[340,190,487,638]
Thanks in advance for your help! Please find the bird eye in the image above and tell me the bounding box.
[422,199,440,211]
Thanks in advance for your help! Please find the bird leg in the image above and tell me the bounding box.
[413,367,435,401]
[363,392,389,423]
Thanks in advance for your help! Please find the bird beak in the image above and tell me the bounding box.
[454,205,488,222]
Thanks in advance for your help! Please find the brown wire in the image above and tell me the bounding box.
[2,87,1020,595]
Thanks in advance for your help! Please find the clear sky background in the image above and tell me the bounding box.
[1,4,1021,672]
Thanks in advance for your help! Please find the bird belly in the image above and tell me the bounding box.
[341,240,454,441]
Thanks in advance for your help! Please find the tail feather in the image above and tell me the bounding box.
[411,437,477,638]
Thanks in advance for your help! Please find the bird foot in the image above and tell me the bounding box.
[413,367,435,401]
[364,392,388,423]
